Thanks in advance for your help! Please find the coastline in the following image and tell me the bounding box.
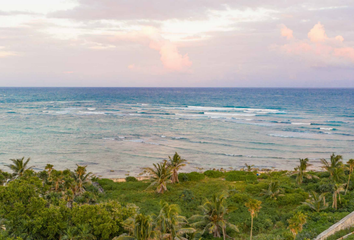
[107,166,325,182]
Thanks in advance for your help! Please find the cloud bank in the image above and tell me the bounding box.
[278,22,354,67]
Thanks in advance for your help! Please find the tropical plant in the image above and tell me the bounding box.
[168,152,187,184]
[50,170,65,192]
[142,160,172,194]
[332,183,345,209]
[287,212,306,240]
[260,181,284,200]
[45,164,54,179]
[345,159,354,194]
[294,158,319,185]
[245,163,254,172]
[115,213,155,240]
[302,191,328,212]
[156,201,195,240]
[245,198,262,240]
[321,154,344,182]
[71,164,92,193]
[190,193,238,240]
[5,157,33,177]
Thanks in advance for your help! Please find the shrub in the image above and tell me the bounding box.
[224,171,257,182]
[277,192,308,206]
[246,174,258,183]
[125,176,138,182]
[231,193,250,204]
[204,170,224,178]
[178,172,205,182]
[225,171,247,181]
[245,182,269,195]
[180,189,195,202]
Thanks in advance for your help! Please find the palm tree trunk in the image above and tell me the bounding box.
[346,173,351,195]
[250,215,253,240]
[174,170,179,183]
[222,227,226,240]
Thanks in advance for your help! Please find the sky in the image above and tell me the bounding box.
[0,0,354,87]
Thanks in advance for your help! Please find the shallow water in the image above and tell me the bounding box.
[0,88,353,177]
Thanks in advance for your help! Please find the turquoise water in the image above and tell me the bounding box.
[0,88,353,177]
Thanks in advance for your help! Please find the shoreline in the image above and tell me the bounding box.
[107,167,325,182]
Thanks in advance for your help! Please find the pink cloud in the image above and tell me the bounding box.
[308,22,327,42]
[112,26,192,72]
[152,41,192,72]
[280,24,293,40]
[278,22,354,66]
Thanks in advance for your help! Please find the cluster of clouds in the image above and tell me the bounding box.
[278,22,354,66]
[0,0,354,86]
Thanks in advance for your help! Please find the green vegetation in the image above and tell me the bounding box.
[1,153,354,239]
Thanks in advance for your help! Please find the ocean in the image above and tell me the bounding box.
[0,88,353,177]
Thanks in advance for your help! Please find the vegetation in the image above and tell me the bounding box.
[168,152,187,184]
[190,193,238,240]
[1,153,354,240]
[245,199,262,240]
[287,212,306,240]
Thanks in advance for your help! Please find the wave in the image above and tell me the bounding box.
[222,153,286,159]
[268,134,295,138]
[291,122,311,125]
[187,106,284,114]
[78,111,106,115]
[320,127,334,131]
[102,137,116,141]
[311,123,341,126]
[87,108,96,111]
[204,112,256,117]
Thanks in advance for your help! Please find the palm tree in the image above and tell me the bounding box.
[287,212,306,240]
[168,152,187,184]
[63,189,75,208]
[71,165,92,194]
[245,163,254,172]
[345,159,354,194]
[115,213,155,240]
[302,191,328,212]
[294,158,319,185]
[6,157,33,177]
[143,161,172,194]
[190,193,238,240]
[156,201,195,240]
[321,154,344,182]
[45,164,54,179]
[332,183,345,210]
[50,170,65,192]
[245,199,262,240]
[260,181,284,200]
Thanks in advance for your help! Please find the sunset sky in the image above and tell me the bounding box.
[1,0,354,87]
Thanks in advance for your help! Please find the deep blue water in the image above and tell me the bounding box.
[0,88,353,177]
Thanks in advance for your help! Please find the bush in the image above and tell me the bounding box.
[125,176,138,182]
[180,189,195,202]
[278,192,308,206]
[245,182,269,195]
[178,172,205,182]
[225,171,247,181]
[231,193,250,204]
[225,171,257,182]
[204,170,224,178]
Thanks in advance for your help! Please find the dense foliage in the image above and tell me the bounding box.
[1,153,354,239]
